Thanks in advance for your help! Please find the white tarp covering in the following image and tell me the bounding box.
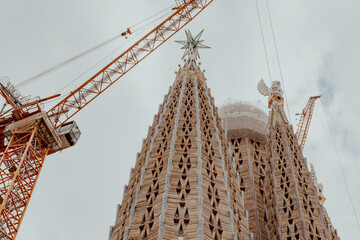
[218,99,269,135]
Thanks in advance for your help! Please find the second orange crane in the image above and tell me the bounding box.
[295,95,321,150]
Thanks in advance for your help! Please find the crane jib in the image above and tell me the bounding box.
[46,0,213,129]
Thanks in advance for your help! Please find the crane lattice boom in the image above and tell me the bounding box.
[0,0,213,238]
[295,95,321,150]
[48,0,213,129]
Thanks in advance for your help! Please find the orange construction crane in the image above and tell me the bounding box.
[295,95,321,150]
[0,0,213,239]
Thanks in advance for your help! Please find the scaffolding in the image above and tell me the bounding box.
[219,100,268,141]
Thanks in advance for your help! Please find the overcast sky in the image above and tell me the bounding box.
[1,0,359,239]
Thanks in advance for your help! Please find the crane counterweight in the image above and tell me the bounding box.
[3,112,62,151]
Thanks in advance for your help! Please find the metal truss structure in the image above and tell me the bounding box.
[295,95,321,150]
[0,0,214,238]
[48,0,213,128]
[0,127,49,239]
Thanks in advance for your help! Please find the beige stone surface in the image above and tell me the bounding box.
[110,60,250,240]
[220,100,340,240]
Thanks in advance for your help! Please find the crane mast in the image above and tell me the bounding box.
[0,0,213,238]
[295,95,321,150]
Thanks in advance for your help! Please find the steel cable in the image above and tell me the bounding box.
[16,4,176,89]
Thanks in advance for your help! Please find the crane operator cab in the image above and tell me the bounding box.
[57,121,81,150]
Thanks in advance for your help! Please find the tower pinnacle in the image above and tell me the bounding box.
[257,79,284,108]
[175,30,210,61]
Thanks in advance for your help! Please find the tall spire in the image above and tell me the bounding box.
[257,79,332,239]
[109,30,249,240]
[219,101,271,239]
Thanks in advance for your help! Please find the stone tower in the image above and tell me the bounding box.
[109,30,250,240]
[219,81,340,240]
[260,80,337,239]
[219,101,270,239]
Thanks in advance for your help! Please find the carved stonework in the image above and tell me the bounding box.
[110,31,250,240]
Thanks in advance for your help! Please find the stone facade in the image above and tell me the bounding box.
[109,30,339,239]
[219,82,340,240]
[110,57,250,240]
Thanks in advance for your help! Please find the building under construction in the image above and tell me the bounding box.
[108,30,340,239]
[0,1,344,239]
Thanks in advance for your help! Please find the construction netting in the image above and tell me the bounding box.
[218,99,269,136]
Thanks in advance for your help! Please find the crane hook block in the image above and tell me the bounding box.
[121,28,132,39]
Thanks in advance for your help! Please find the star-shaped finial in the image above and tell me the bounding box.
[175,30,210,60]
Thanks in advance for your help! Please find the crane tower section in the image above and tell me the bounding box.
[0,79,81,240]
